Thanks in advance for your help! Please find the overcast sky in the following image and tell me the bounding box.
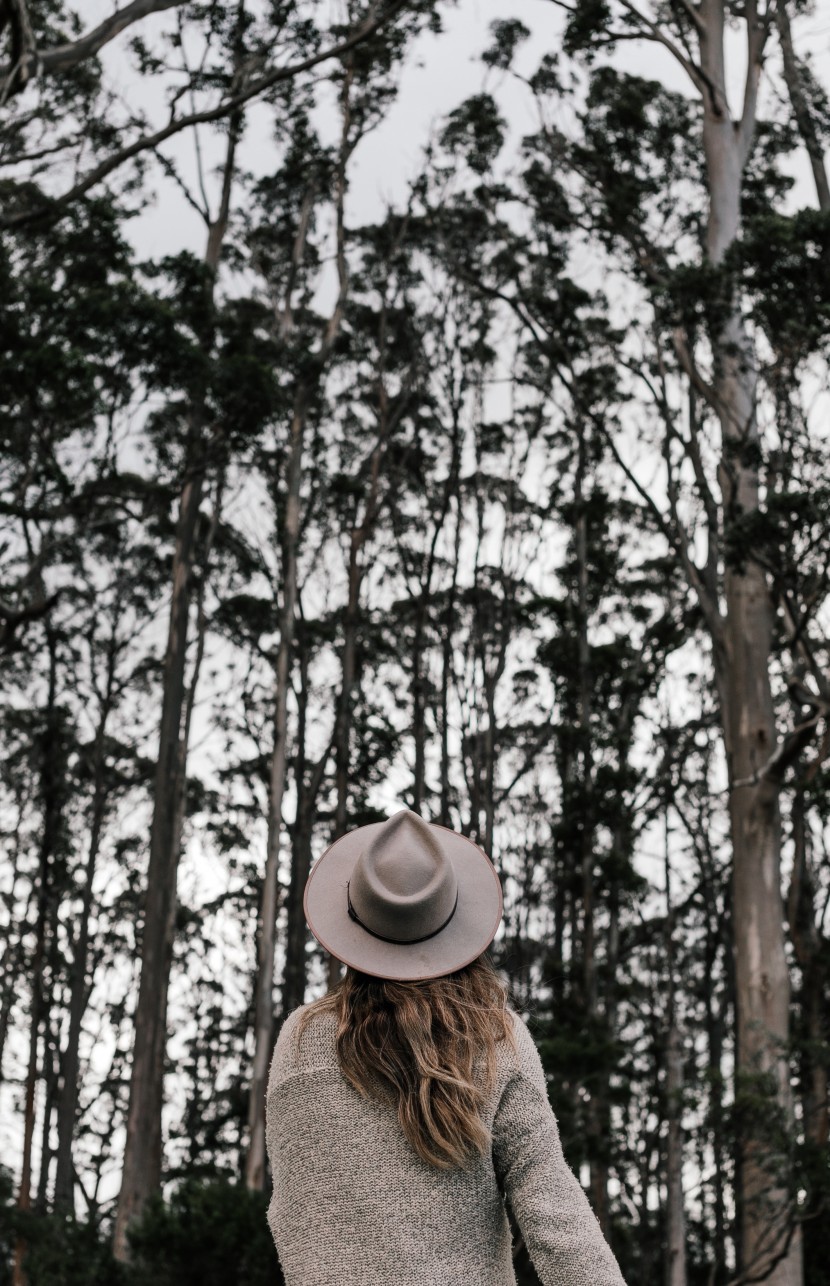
[113,0,830,268]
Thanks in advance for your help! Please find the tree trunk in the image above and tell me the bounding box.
[411,610,427,812]
[0,824,27,1085]
[112,467,205,1257]
[327,553,360,992]
[665,1012,686,1286]
[775,1,830,212]
[13,625,63,1286]
[788,789,828,1148]
[573,421,607,1231]
[438,541,457,829]
[699,7,802,1278]
[113,102,239,1257]
[35,1033,59,1212]
[282,639,332,1019]
[332,398,392,846]
[245,396,304,1191]
[664,822,687,1286]
[702,872,729,1282]
[54,623,119,1213]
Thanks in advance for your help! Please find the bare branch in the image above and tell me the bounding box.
[671,0,706,37]
[0,0,37,105]
[775,0,830,211]
[150,146,209,223]
[0,589,61,650]
[597,416,725,645]
[732,713,822,791]
[0,0,182,98]
[615,0,720,109]
[737,0,773,164]
[1,0,409,228]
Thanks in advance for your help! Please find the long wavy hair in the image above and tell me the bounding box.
[296,954,514,1169]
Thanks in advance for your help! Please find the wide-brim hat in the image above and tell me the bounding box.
[303,809,503,981]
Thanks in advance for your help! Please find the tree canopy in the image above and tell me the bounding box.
[1,2,830,1285]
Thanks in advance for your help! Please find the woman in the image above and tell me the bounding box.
[265,808,627,1286]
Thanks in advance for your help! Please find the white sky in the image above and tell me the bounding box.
[118,0,830,264]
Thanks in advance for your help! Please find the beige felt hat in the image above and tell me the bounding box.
[303,809,503,981]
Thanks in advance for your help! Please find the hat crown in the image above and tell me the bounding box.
[348,810,458,944]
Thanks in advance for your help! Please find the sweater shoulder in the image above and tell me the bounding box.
[498,1008,548,1092]
[269,1002,339,1088]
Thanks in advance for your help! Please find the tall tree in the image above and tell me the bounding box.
[113,4,249,1244]
[518,4,830,1277]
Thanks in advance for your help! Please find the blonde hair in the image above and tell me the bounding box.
[296,954,514,1169]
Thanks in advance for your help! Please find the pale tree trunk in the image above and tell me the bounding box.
[245,396,304,1191]
[248,51,358,1052]
[702,840,730,1280]
[247,51,359,1156]
[697,4,802,1280]
[613,1,804,1265]
[332,308,406,839]
[328,414,399,984]
[281,751,326,1018]
[113,111,238,1258]
[409,414,462,814]
[112,466,205,1258]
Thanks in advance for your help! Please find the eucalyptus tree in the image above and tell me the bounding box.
[0,186,184,1280]
[491,6,830,1281]
[223,0,448,1189]
[413,46,734,1281]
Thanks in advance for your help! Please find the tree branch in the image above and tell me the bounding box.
[732,712,822,791]
[0,0,182,99]
[775,0,830,211]
[597,415,725,646]
[615,0,718,108]
[737,0,772,164]
[2,0,408,227]
[0,0,37,104]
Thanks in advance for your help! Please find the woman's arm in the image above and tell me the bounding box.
[492,1023,627,1286]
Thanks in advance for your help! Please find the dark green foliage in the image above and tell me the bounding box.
[127,1180,281,1286]
[0,1174,281,1286]
[440,94,506,175]
[739,208,830,362]
[482,19,530,70]
[562,0,612,59]
[575,67,705,248]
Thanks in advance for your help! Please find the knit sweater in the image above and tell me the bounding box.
[265,1004,627,1286]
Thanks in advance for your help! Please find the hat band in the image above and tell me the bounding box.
[346,882,459,946]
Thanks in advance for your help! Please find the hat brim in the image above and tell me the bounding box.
[303,821,503,981]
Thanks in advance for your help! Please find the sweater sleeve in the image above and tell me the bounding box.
[492,1020,627,1286]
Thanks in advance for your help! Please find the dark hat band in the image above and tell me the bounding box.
[346,881,459,946]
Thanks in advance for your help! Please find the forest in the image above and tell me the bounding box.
[1,0,829,1283]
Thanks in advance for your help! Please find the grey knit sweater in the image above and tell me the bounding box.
[265,1004,627,1286]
